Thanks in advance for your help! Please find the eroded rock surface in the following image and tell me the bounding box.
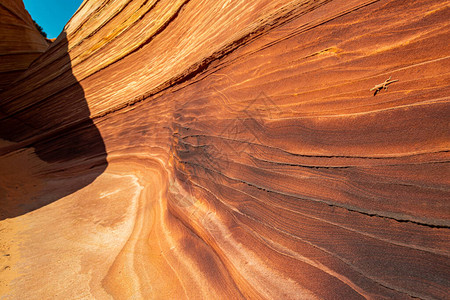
[0,0,449,299]
[0,0,49,92]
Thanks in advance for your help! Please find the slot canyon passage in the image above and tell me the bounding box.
[0,0,449,298]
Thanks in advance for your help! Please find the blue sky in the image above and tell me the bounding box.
[23,0,84,39]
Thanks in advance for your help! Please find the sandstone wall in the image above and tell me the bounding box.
[0,0,449,298]
[0,0,49,91]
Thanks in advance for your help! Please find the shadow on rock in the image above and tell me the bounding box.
[0,31,108,220]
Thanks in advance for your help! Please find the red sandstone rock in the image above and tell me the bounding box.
[0,0,48,92]
[0,0,449,299]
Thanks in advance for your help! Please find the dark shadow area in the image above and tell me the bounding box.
[0,31,108,220]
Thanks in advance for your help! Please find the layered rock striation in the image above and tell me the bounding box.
[0,0,49,92]
[0,0,449,299]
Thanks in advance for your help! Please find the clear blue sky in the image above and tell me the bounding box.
[23,0,84,39]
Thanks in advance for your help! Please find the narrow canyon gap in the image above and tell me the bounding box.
[0,0,449,299]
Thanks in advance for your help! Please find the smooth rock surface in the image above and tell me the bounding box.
[0,0,449,299]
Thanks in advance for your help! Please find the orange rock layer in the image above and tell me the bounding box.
[0,0,449,299]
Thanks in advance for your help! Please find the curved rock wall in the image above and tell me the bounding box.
[0,0,449,299]
[0,0,49,92]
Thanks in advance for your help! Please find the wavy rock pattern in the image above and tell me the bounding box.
[0,0,48,92]
[0,0,449,299]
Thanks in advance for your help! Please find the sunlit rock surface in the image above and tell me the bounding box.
[0,0,449,298]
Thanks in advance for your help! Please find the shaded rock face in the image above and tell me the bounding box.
[0,0,449,299]
[0,0,49,92]
[0,30,108,220]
